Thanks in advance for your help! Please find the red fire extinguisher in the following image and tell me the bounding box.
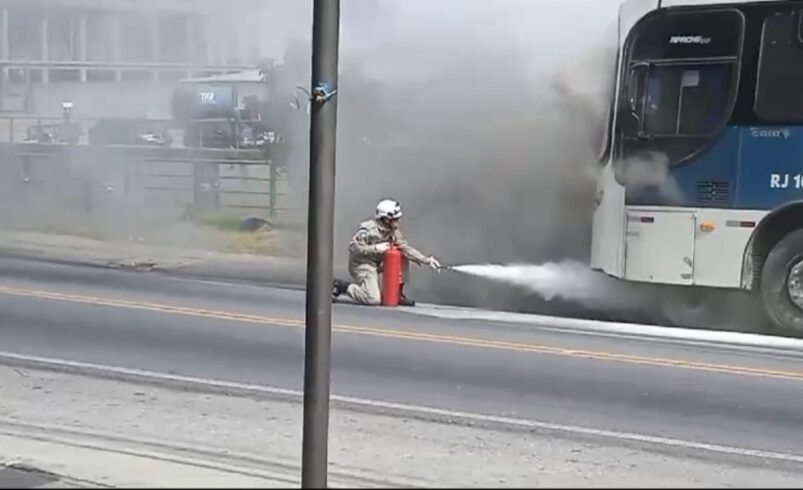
[382,245,402,306]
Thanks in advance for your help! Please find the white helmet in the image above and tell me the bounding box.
[375,199,403,220]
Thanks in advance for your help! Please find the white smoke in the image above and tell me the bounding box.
[617,151,684,204]
[451,261,636,309]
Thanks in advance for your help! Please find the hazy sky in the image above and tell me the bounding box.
[334,0,624,83]
[262,0,624,71]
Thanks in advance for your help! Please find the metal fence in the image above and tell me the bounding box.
[0,137,291,225]
[140,152,285,221]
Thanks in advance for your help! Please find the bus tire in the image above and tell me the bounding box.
[761,228,803,334]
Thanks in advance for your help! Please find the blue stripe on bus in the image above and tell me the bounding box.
[624,126,803,210]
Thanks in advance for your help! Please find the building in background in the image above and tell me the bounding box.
[0,0,274,118]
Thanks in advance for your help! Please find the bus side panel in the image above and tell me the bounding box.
[625,127,742,208]
[736,127,803,208]
[624,208,696,285]
[591,0,659,278]
[692,208,767,288]
[623,206,765,288]
[591,163,626,277]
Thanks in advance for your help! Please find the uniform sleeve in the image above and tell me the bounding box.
[394,229,431,266]
[348,224,382,259]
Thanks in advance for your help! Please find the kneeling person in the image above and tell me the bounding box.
[333,199,441,306]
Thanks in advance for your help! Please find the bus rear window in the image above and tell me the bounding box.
[643,64,733,136]
[615,8,743,167]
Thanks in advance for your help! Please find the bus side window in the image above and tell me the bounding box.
[755,10,803,122]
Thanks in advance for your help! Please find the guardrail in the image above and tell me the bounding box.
[0,114,277,151]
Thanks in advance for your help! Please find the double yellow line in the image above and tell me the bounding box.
[1,285,802,382]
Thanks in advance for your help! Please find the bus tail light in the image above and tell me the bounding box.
[700,221,716,232]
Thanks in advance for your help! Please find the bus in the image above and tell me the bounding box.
[592,0,803,334]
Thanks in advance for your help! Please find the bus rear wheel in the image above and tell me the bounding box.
[761,229,803,335]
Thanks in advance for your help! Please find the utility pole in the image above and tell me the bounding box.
[302,0,340,488]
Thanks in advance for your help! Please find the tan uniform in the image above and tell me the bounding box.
[345,218,431,305]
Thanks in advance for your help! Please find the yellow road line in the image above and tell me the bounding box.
[1,285,802,381]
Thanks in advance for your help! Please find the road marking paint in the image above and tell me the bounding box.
[1,285,803,381]
[1,351,802,466]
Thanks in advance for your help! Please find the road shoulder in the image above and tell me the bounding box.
[0,230,313,288]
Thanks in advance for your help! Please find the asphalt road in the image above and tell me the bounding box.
[2,257,803,464]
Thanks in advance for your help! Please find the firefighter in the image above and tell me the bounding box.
[333,199,441,306]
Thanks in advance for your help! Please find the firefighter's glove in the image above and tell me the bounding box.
[428,257,442,272]
[375,242,391,254]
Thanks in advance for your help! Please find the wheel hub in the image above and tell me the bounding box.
[787,260,803,312]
